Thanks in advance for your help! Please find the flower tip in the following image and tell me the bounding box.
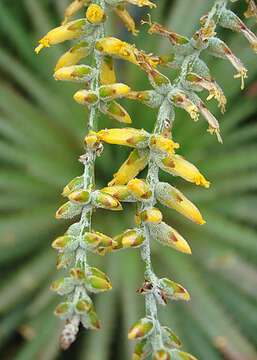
[35,43,44,54]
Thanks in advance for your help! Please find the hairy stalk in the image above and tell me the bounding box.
[35,0,257,357]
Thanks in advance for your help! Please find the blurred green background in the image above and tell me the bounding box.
[0,0,256,359]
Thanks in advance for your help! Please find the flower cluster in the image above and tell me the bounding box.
[35,0,257,357]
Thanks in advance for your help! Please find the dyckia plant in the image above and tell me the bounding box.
[34,0,257,358]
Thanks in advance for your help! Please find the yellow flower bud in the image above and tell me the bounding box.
[54,65,96,83]
[153,350,170,360]
[150,134,179,156]
[108,149,150,186]
[55,41,92,71]
[95,128,149,148]
[158,154,210,188]
[92,190,123,210]
[74,90,99,105]
[100,101,132,124]
[141,207,162,224]
[35,19,87,53]
[101,185,136,202]
[149,221,191,254]
[127,178,152,200]
[155,182,205,225]
[99,83,131,101]
[86,4,106,24]
[84,132,101,149]
[100,56,116,85]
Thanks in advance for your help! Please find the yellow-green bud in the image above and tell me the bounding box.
[161,326,182,349]
[99,83,131,101]
[128,317,154,340]
[74,90,99,105]
[54,302,71,318]
[133,338,152,360]
[153,350,170,360]
[92,190,123,210]
[56,201,82,219]
[100,100,132,123]
[158,278,190,301]
[62,176,84,197]
[101,185,137,202]
[68,189,91,204]
[54,65,96,82]
[75,299,92,313]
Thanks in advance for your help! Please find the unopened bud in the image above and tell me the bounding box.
[133,338,152,360]
[84,132,101,149]
[51,278,75,295]
[70,267,85,281]
[161,326,182,349]
[170,350,197,360]
[68,189,91,204]
[155,182,205,225]
[100,100,132,123]
[85,267,112,292]
[92,190,123,210]
[81,309,100,330]
[56,201,82,219]
[74,90,99,105]
[99,83,131,101]
[158,278,190,301]
[101,185,137,202]
[112,228,145,250]
[128,317,154,340]
[75,299,92,313]
[153,350,170,360]
[54,302,71,318]
[125,90,163,108]
[149,221,191,254]
[52,235,77,250]
[54,65,96,82]
[56,252,73,269]
[141,208,162,224]
[62,176,84,197]
[82,231,116,250]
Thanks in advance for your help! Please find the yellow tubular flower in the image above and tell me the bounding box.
[101,185,136,202]
[150,134,179,156]
[35,19,87,53]
[108,149,150,186]
[95,37,138,64]
[86,4,106,24]
[95,128,149,148]
[100,56,116,85]
[99,101,132,123]
[55,41,92,71]
[155,182,205,225]
[149,221,192,254]
[158,154,210,188]
[113,5,139,36]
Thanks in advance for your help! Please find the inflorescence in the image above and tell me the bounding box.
[35,0,257,357]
